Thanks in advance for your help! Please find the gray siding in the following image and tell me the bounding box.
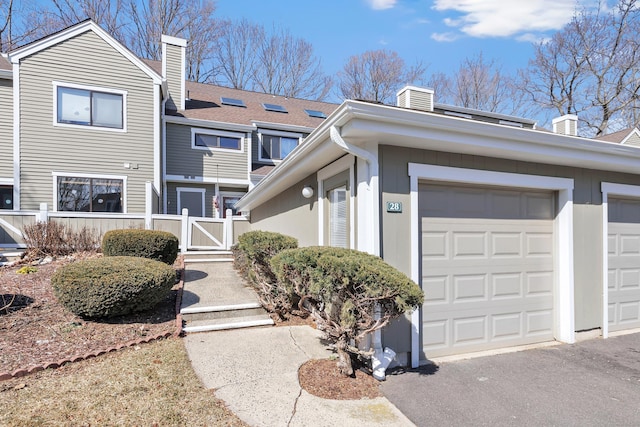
[624,132,640,147]
[164,43,182,111]
[379,145,640,333]
[250,173,318,247]
[0,78,12,178]
[166,123,248,180]
[166,182,217,217]
[18,30,157,212]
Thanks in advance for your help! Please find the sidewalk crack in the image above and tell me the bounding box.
[289,327,311,359]
[287,386,303,427]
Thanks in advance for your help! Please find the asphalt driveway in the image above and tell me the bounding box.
[381,332,640,426]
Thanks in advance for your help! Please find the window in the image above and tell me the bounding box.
[191,128,244,151]
[304,109,327,119]
[56,85,124,129]
[259,132,300,161]
[220,97,246,107]
[57,176,123,212]
[328,187,348,248]
[262,103,287,113]
[0,186,12,210]
[222,195,242,218]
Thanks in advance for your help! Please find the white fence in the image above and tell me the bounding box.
[0,205,249,252]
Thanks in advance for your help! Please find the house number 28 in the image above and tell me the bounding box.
[386,201,402,213]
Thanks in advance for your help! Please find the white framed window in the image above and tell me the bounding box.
[0,184,13,210]
[258,129,301,162]
[190,128,244,152]
[53,172,127,213]
[53,81,127,131]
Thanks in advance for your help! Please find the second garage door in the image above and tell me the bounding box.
[420,183,556,358]
[608,197,640,333]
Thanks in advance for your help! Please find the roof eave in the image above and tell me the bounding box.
[237,100,640,211]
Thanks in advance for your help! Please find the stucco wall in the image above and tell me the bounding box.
[249,172,318,247]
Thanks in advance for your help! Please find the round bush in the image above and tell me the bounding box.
[102,229,179,264]
[52,256,177,318]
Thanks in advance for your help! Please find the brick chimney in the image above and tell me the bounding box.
[552,114,578,136]
[397,86,434,112]
[161,35,187,111]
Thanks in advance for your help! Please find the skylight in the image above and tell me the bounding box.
[263,103,288,113]
[221,97,246,107]
[304,109,327,119]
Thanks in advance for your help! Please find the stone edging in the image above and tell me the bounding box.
[0,257,186,382]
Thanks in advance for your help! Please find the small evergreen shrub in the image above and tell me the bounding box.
[102,229,178,264]
[52,256,176,318]
[231,231,298,319]
[271,246,424,376]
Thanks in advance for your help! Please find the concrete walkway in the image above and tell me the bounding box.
[184,325,414,427]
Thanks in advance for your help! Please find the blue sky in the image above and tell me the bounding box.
[216,0,599,93]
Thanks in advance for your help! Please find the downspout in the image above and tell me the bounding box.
[330,126,394,379]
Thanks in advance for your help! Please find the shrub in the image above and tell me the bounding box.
[271,247,424,376]
[52,256,176,318]
[22,222,100,259]
[102,229,178,265]
[231,231,298,319]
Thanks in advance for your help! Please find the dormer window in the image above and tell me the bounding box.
[258,129,301,162]
[54,82,126,130]
[191,128,244,152]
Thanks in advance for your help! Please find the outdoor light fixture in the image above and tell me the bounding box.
[301,186,314,199]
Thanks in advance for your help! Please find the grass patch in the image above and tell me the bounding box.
[0,338,247,426]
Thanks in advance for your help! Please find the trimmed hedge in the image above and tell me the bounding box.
[52,256,176,318]
[102,229,178,264]
[231,231,298,319]
[270,246,424,375]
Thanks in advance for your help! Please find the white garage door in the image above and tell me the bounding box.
[420,183,555,358]
[608,197,640,332]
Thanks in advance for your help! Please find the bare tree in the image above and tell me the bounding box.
[212,18,263,90]
[1,0,45,51]
[49,0,125,40]
[212,20,331,100]
[428,53,537,118]
[253,26,332,101]
[521,0,640,136]
[337,49,427,104]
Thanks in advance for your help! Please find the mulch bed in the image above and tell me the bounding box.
[298,358,382,400]
[0,254,179,376]
[1,254,382,401]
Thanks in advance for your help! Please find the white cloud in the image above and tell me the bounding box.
[431,0,595,38]
[430,32,460,42]
[366,0,398,10]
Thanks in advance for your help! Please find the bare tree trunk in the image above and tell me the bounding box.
[336,335,354,377]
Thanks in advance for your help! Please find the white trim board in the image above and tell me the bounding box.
[408,163,575,368]
[600,182,640,339]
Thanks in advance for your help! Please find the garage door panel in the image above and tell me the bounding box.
[608,198,640,332]
[420,183,555,358]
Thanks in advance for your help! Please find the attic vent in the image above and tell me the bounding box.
[396,86,434,112]
[221,97,246,107]
[263,103,287,113]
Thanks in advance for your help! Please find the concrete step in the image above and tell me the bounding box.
[180,256,273,333]
[183,314,274,333]
[181,303,266,322]
[183,251,234,263]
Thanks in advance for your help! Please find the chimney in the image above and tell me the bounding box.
[552,114,578,136]
[396,86,434,112]
[161,34,187,111]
